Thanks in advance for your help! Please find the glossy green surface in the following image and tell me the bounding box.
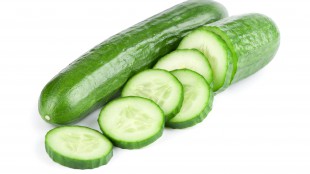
[204,13,280,83]
[39,0,228,125]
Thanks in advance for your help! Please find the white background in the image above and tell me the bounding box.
[0,0,309,173]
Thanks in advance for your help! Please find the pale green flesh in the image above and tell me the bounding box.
[99,97,164,142]
[131,79,172,108]
[122,70,182,117]
[154,49,213,84]
[117,107,153,132]
[178,29,229,91]
[169,70,210,123]
[46,127,112,160]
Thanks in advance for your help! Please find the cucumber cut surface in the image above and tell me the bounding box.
[167,69,213,129]
[45,126,113,169]
[122,69,183,120]
[154,49,213,85]
[98,97,164,149]
[178,29,233,92]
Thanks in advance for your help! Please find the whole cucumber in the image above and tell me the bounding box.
[39,0,228,125]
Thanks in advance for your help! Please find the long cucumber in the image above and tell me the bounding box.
[39,0,228,125]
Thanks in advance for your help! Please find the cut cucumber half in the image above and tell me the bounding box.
[204,14,280,83]
[167,69,214,129]
[178,28,233,92]
[153,49,213,86]
[45,126,113,169]
[122,69,183,120]
[98,97,165,149]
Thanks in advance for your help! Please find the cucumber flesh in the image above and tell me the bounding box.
[178,29,233,92]
[122,69,183,121]
[98,97,164,149]
[153,49,213,86]
[167,69,213,129]
[45,126,113,169]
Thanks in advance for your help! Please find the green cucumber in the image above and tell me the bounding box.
[45,126,113,169]
[178,13,280,91]
[153,49,213,86]
[178,28,233,92]
[122,69,183,121]
[98,97,164,149]
[39,0,228,125]
[203,13,280,83]
[167,69,213,128]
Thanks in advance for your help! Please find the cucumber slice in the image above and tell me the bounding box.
[98,97,164,149]
[178,28,233,92]
[167,69,214,129]
[45,126,113,169]
[153,49,213,86]
[122,69,183,121]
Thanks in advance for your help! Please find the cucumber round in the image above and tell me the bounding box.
[178,28,233,92]
[45,126,113,169]
[98,97,164,149]
[203,13,280,83]
[167,69,213,129]
[122,69,183,121]
[153,49,213,86]
[38,0,228,125]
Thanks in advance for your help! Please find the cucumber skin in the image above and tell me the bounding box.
[45,126,113,169]
[166,92,213,129]
[204,13,280,83]
[45,144,112,169]
[38,0,228,125]
[103,127,164,149]
[167,69,214,129]
[98,97,165,149]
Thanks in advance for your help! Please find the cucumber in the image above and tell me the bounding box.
[179,13,280,90]
[38,0,228,125]
[45,126,113,169]
[153,49,213,85]
[203,13,280,83]
[122,69,183,121]
[178,28,233,92]
[98,97,164,149]
[167,69,213,128]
